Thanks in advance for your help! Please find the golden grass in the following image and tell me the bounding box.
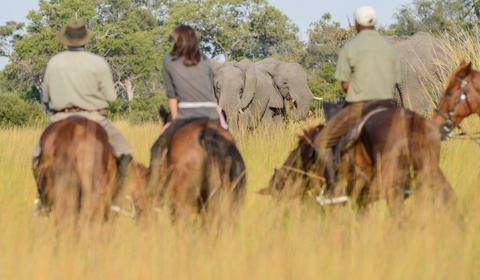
[0,116,480,279]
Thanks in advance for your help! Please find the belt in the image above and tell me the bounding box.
[52,107,83,113]
[178,102,228,130]
[178,102,219,109]
[51,107,107,116]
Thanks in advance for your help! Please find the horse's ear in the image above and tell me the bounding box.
[158,105,171,124]
[455,60,473,79]
[257,187,272,196]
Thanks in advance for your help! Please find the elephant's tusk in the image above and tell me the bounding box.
[313,97,324,102]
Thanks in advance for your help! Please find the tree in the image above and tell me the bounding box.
[1,0,161,99]
[390,0,480,35]
[302,13,352,68]
[158,0,301,61]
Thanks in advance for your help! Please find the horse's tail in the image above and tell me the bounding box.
[198,127,246,217]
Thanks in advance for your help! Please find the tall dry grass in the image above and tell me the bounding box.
[0,117,479,279]
[1,31,480,279]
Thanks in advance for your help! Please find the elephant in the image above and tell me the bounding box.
[211,59,284,129]
[255,58,314,121]
[390,32,449,115]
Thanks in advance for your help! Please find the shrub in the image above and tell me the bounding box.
[106,98,129,120]
[127,92,168,125]
[307,64,344,102]
[0,94,46,127]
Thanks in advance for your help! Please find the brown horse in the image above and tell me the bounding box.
[263,62,479,213]
[35,116,147,228]
[147,117,247,223]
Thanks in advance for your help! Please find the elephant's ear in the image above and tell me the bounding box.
[210,59,223,72]
[236,59,257,109]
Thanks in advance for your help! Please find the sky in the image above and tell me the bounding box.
[0,0,412,68]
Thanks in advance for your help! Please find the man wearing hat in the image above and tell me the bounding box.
[314,6,401,186]
[32,20,133,213]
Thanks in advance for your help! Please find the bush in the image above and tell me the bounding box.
[106,98,129,120]
[127,92,168,125]
[0,94,46,128]
[307,64,344,102]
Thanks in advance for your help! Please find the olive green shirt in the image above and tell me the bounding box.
[335,30,400,103]
[42,49,116,111]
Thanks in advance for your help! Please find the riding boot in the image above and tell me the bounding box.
[32,157,51,216]
[318,148,337,193]
[115,154,133,200]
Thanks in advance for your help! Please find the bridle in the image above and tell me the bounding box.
[434,78,472,140]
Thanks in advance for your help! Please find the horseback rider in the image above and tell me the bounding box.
[150,25,227,156]
[32,20,133,212]
[314,6,401,186]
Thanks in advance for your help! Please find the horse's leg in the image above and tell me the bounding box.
[415,164,457,210]
[373,151,409,217]
[166,160,204,224]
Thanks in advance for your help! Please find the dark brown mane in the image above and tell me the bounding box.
[298,125,324,147]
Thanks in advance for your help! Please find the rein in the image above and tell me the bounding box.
[435,78,480,147]
[435,78,469,139]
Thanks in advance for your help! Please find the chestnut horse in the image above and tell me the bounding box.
[147,117,247,223]
[263,62,479,213]
[35,116,147,228]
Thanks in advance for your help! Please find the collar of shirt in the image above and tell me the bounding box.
[358,29,380,36]
[67,46,86,52]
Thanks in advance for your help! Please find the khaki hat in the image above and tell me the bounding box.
[57,20,92,47]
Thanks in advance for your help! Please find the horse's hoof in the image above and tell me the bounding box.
[33,198,51,217]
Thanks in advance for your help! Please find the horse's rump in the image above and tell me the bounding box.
[38,116,118,225]
[150,118,246,221]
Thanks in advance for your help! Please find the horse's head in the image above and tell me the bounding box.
[159,105,172,125]
[433,61,480,137]
[259,124,324,198]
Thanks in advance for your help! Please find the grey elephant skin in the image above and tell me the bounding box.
[255,58,314,121]
[391,32,448,115]
[211,59,285,129]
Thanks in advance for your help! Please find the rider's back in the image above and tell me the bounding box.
[337,30,399,103]
[43,50,116,111]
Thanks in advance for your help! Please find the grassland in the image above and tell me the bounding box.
[0,116,479,279]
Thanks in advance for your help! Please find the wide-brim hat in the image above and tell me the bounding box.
[57,20,92,47]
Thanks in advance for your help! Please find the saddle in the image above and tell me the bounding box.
[332,100,399,166]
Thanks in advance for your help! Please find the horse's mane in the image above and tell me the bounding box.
[298,125,324,147]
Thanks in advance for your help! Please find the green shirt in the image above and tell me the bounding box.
[42,49,116,111]
[335,30,400,103]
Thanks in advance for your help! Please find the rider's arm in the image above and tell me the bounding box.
[163,56,179,119]
[168,98,178,119]
[41,66,51,105]
[99,61,117,102]
[335,46,352,94]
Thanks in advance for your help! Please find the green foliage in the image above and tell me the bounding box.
[390,0,480,35]
[302,13,353,67]
[106,98,129,120]
[0,93,46,127]
[127,92,168,125]
[301,13,350,103]
[161,0,301,61]
[307,64,344,102]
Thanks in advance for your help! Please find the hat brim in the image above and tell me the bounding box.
[57,27,92,47]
